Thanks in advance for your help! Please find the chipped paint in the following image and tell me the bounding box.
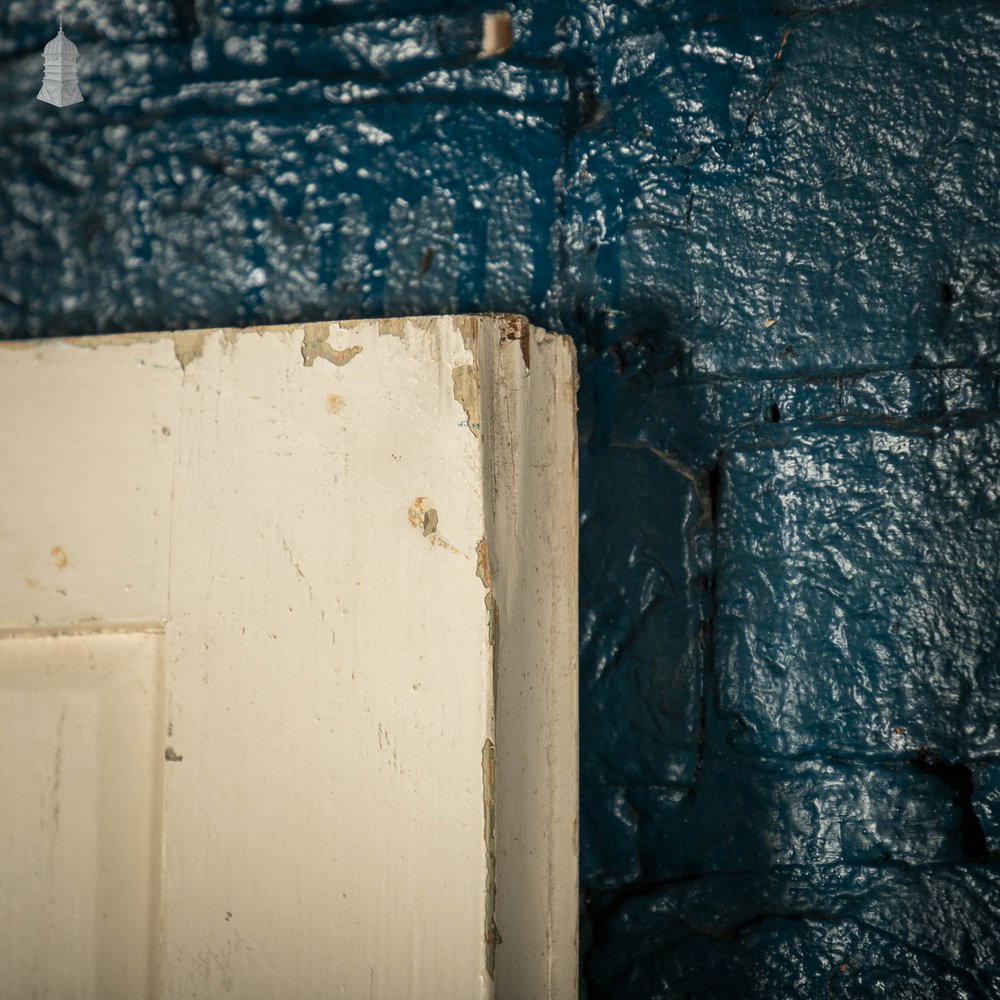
[487,593,499,663]
[422,508,439,537]
[407,496,430,531]
[377,317,408,340]
[0,328,211,370]
[482,737,500,979]
[407,497,463,555]
[0,314,533,378]
[474,320,578,993]
[171,330,207,370]
[477,528,501,975]
[476,536,499,646]
[0,314,577,995]
[498,315,530,370]
[475,537,491,590]
[301,326,363,367]
[453,315,478,354]
[452,364,481,437]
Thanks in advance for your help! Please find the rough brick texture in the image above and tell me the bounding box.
[2,1,999,996]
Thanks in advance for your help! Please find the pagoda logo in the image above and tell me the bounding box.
[37,19,84,107]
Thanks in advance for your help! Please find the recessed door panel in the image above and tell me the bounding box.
[0,631,163,1000]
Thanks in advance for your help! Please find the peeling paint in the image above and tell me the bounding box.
[301,327,363,367]
[407,497,463,555]
[0,313,575,992]
[477,536,498,645]
[422,508,438,537]
[482,738,501,979]
[171,330,207,370]
[475,537,491,590]
[453,316,478,354]
[487,593,499,660]
[377,317,408,340]
[0,328,211,370]
[452,364,481,437]
[407,496,430,531]
[0,316,540,382]
[498,315,530,370]
[478,537,500,980]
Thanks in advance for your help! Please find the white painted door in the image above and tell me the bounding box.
[0,316,578,1000]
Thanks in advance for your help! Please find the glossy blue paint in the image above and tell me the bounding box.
[1,2,998,995]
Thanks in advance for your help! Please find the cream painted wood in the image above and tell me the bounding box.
[0,316,578,1000]
[0,630,163,999]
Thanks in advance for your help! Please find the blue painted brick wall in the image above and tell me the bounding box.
[2,1,998,995]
